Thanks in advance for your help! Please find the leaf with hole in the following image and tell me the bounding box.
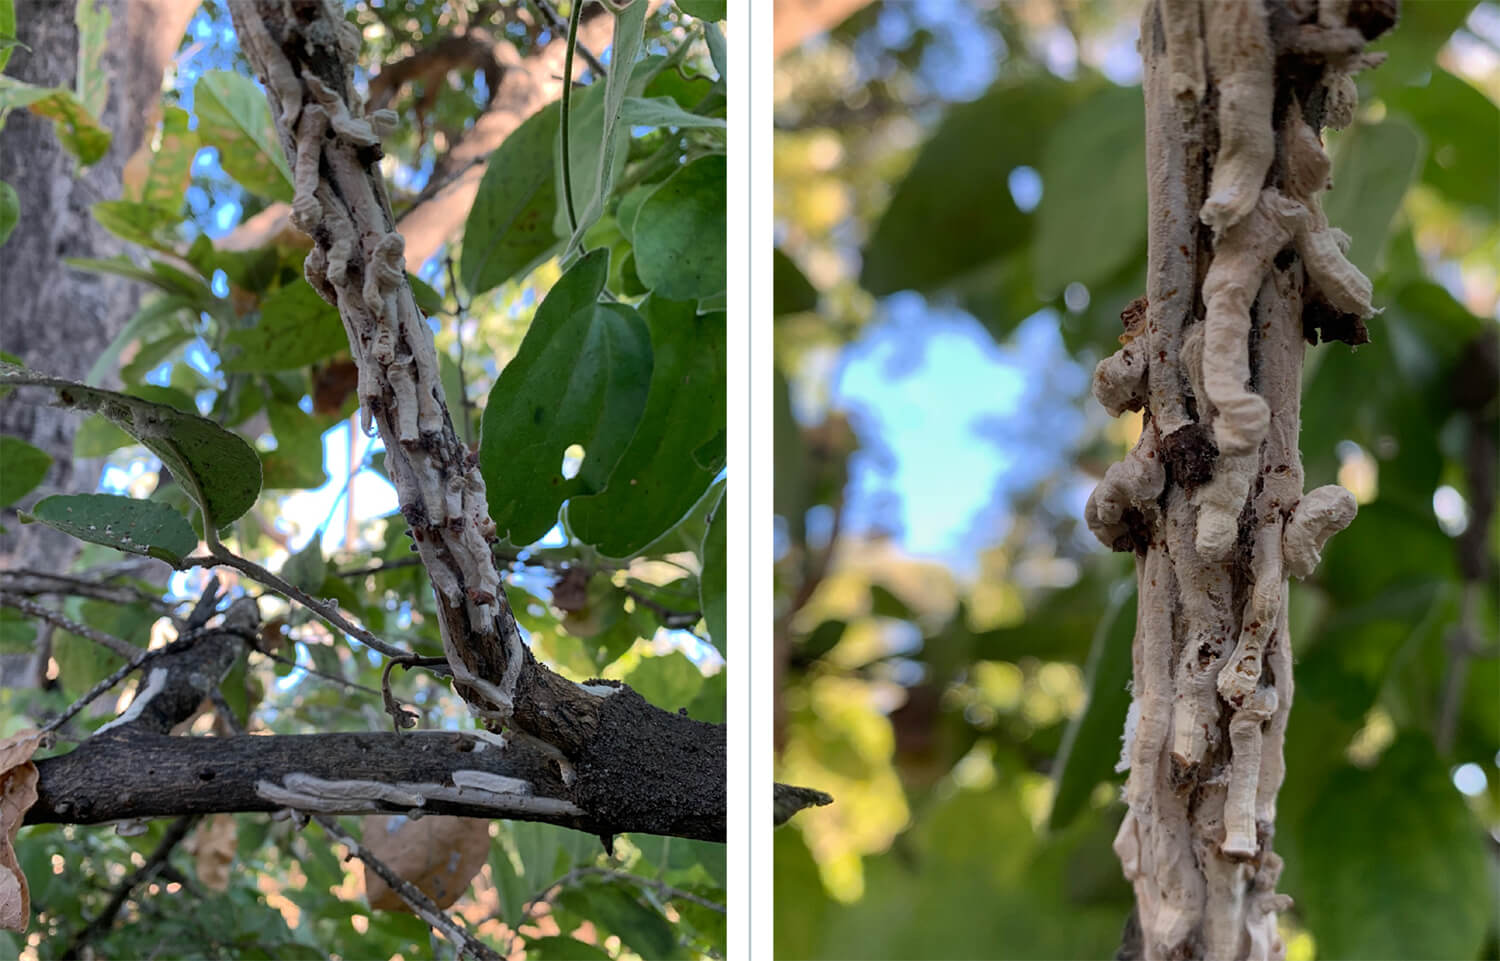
[24,493,198,566]
[479,249,652,545]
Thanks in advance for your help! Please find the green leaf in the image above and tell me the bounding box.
[676,0,726,19]
[24,493,198,566]
[0,0,17,73]
[407,272,444,316]
[773,248,818,316]
[222,280,348,372]
[0,77,111,165]
[0,608,36,655]
[192,70,294,202]
[90,200,180,253]
[1296,734,1490,961]
[86,296,192,389]
[1366,0,1479,92]
[461,100,561,295]
[0,364,261,528]
[282,536,326,594]
[618,95,726,130]
[0,180,17,246]
[1323,118,1425,277]
[53,599,153,699]
[1385,68,1500,218]
[699,487,726,653]
[525,936,611,960]
[135,105,197,213]
[568,299,724,556]
[1048,581,1135,831]
[73,0,110,117]
[624,651,704,712]
[556,882,683,961]
[633,154,727,301]
[1034,84,1146,297]
[860,78,1073,296]
[479,249,652,545]
[260,402,330,490]
[560,5,649,255]
[0,436,51,506]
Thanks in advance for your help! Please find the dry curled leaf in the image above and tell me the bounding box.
[188,813,238,892]
[361,814,489,912]
[0,730,45,933]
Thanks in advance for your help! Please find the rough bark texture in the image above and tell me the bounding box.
[1087,2,1392,957]
[24,596,726,840]
[223,0,724,842]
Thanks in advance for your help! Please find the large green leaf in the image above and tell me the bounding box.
[1366,0,1479,93]
[135,105,198,213]
[568,298,725,556]
[222,279,348,372]
[73,0,110,118]
[1323,118,1424,276]
[461,101,561,295]
[1048,580,1135,831]
[192,70,294,202]
[1296,733,1491,960]
[0,364,261,528]
[0,436,50,506]
[260,402,330,490]
[478,250,652,545]
[1385,68,1500,218]
[53,599,155,700]
[618,95,726,130]
[1033,84,1146,297]
[24,493,198,566]
[860,78,1072,296]
[634,154,727,301]
[0,0,16,73]
[699,486,726,654]
[624,651,705,713]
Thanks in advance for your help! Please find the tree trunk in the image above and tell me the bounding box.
[0,0,198,683]
[1088,2,1394,957]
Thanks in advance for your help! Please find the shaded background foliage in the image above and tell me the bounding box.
[772,1,1499,958]
[2,1,726,958]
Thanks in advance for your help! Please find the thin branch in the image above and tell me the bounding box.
[0,593,138,659]
[444,254,475,448]
[313,814,504,961]
[0,569,179,618]
[255,647,388,699]
[182,542,414,662]
[42,645,164,736]
[61,815,199,960]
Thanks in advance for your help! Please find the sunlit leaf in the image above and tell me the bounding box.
[192,70,294,202]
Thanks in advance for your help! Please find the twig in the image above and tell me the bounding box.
[0,569,179,618]
[182,542,415,662]
[60,815,199,959]
[255,647,389,698]
[621,585,701,629]
[0,593,138,659]
[42,645,165,736]
[444,254,475,447]
[529,0,608,77]
[312,814,504,961]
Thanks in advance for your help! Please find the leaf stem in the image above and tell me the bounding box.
[560,0,584,236]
